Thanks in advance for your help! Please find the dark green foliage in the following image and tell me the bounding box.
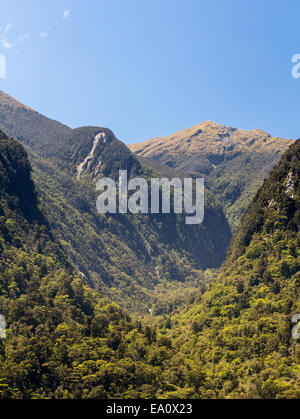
[0,131,43,223]
[228,140,300,262]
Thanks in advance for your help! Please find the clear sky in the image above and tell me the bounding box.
[0,0,300,143]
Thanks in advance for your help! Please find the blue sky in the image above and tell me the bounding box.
[0,0,300,143]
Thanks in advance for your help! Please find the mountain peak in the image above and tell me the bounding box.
[198,120,230,130]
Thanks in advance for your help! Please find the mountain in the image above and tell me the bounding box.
[163,139,300,399]
[0,129,181,399]
[0,91,232,314]
[129,121,294,230]
[0,130,45,224]
[1,127,298,400]
[0,91,298,399]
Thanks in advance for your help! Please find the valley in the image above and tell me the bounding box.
[0,90,231,314]
[0,90,298,399]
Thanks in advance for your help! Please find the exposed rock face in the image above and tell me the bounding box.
[77,132,106,179]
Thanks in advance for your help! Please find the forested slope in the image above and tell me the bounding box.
[0,91,232,314]
[164,139,300,399]
[0,130,171,399]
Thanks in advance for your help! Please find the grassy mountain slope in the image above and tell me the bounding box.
[0,91,232,314]
[129,121,293,230]
[163,139,300,399]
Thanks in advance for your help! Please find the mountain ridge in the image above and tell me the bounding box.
[129,121,293,155]
[129,122,294,230]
